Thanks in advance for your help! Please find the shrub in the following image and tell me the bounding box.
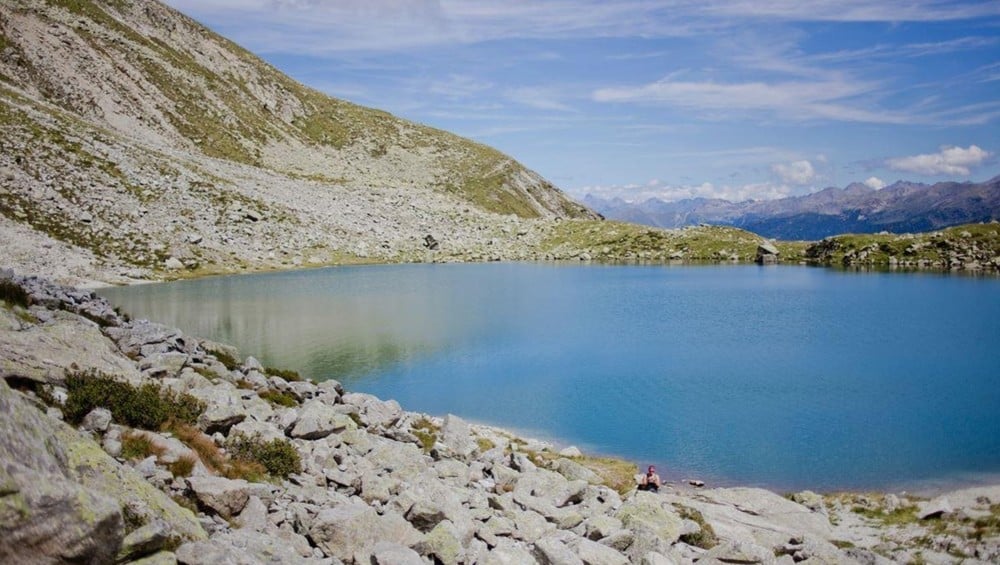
[169,455,197,478]
[258,389,298,407]
[675,504,718,549]
[64,370,204,429]
[264,366,303,382]
[120,431,165,461]
[167,422,226,473]
[0,279,29,308]
[211,349,241,371]
[226,433,301,479]
[411,417,439,453]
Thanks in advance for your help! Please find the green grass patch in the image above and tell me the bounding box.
[258,389,298,407]
[475,437,496,452]
[226,433,302,480]
[264,366,303,382]
[64,370,204,430]
[120,431,165,461]
[675,504,719,549]
[411,417,439,453]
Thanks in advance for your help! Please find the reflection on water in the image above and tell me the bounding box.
[100,263,1000,491]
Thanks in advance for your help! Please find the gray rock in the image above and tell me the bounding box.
[569,536,631,565]
[481,538,539,565]
[553,458,603,485]
[790,490,824,512]
[235,496,268,532]
[342,391,403,428]
[164,257,185,270]
[0,311,142,385]
[918,497,952,520]
[534,535,585,565]
[81,407,113,433]
[615,492,683,545]
[289,399,356,439]
[439,413,477,460]
[130,551,179,565]
[118,519,172,562]
[174,530,318,564]
[416,520,466,565]
[186,476,250,519]
[699,539,776,564]
[640,551,680,565]
[372,541,424,565]
[309,502,423,562]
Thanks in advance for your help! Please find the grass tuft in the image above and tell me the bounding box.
[64,370,204,430]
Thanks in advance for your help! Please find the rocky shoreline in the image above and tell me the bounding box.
[1,269,998,565]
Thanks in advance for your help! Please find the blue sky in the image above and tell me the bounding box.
[163,0,1000,203]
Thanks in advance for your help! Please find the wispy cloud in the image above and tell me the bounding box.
[574,178,798,203]
[504,86,577,112]
[592,76,915,124]
[686,0,1000,22]
[886,145,992,176]
[771,160,817,185]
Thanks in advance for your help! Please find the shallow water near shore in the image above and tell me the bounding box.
[99,263,1000,492]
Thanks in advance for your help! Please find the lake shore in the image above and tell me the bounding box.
[2,269,999,564]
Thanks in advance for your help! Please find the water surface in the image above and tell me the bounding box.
[100,263,1000,491]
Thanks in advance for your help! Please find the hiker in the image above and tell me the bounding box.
[638,465,662,492]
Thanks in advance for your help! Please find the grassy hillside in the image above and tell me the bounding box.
[805,223,1000,271]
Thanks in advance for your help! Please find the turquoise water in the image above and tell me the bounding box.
[99,264,1000,491]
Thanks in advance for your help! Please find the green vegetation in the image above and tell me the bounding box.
[120,431,165,461]
[0,279,29,308]
[226,433,302,479]
[411,417,440,453]
[475,437,496,452]
[806,222,1000,269]
[674,504,719,549]
[258,389,297,407]
[541,220,809,263]
[64,370,204,429]
[264,366,304,382]
[168,455,197,478]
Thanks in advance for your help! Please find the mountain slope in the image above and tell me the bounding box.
[587,177,1000,239]
[0,0,595,284]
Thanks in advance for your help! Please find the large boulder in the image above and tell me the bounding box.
[0,308,141,385]
[615,491,683,545]
[342,392,403,428]
[186,476,250,519]
[0,378,205,563]
[438,414,477,460]
[288,399,357,440]
[309,502,423,562]
[175,530,325,564]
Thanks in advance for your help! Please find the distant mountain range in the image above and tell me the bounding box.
[583,176,1000,240]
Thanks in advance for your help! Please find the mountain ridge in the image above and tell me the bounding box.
[585,176,1000,240]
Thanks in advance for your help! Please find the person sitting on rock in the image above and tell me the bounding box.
[638,465,662,492]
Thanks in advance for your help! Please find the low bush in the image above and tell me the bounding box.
[226,433,301,479]
[411,417,439,453]
[258,389,298,407]
[167,422,226,473]
[120,431,165,461]
[169,455,197,478]
[64,370,204,430]
[264,366,303,382]
[0,279,29,308]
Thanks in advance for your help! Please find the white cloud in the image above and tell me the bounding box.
[863,176,887,189]
[592,77,913,124]
[688,1,1000,22]
[574,179,795,203]
[505,87,576,112]
[771,160,816,185]
[885,145,992,176]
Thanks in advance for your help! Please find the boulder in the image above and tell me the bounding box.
[372,541,424,565]
[615,492,683,545]
[553,458,603,485]
[918,497,952,520]
[439,414,477,460]
[756,241,779,264]
[117,519,173,563]
[288,399,356,439]
[342,391,403,428]
[81,407,113,433]
[416,520,466,565]
[698,539,776,565]
[533,534,584,565]
[0,310,141,385]
[174,530,321,564]
[568,536,631,565]
[186,476,250,519]
[309,502,423,562]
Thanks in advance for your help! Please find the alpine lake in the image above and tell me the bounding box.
[99,263,1000,493]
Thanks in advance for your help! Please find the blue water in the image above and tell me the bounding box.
[99,263,1000,492]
